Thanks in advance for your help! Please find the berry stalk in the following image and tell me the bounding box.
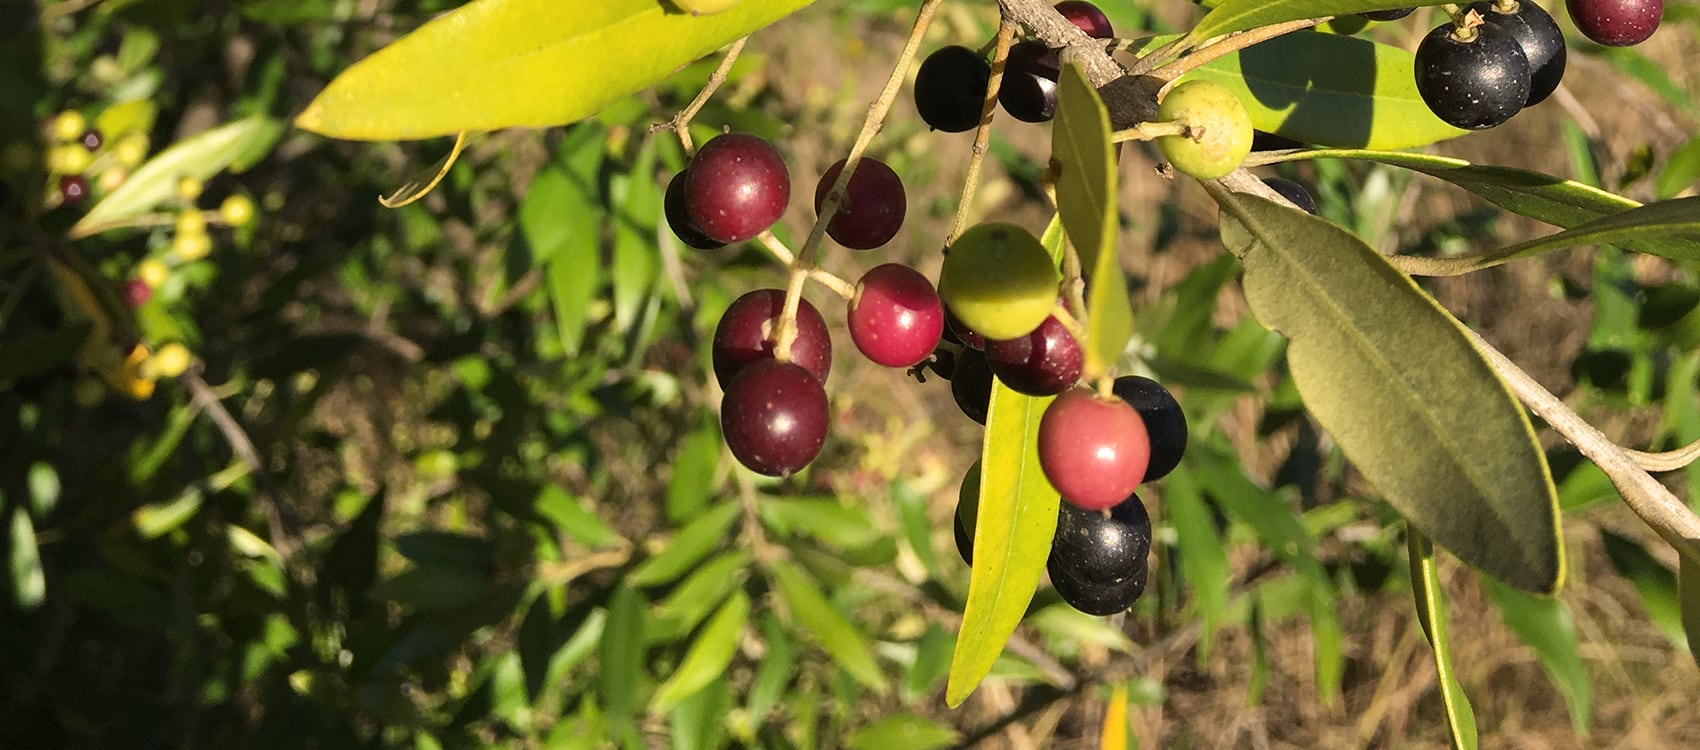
[653,36,748,158]
[945,20,1018,246]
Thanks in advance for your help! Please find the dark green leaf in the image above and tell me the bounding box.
[629,502,740,587]
[846,714,959,750]
[393,531,492,571]
[611,140,661,332]
[1165,464,1228,655]
[946,383,1059,706]
[1484,580,1591,733]
[666,422,723,523]
[1213,188,1563,592]
[0,324,89,384]
[370,563,492,610]
[1054,62,1131,380]
[768,559,887,693]
[296,0,818,140]
[651,590,749,714]
[1407,531,1479,750]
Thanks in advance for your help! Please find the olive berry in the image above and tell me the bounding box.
[939,222,1058,341]
[1156,80,1255,180]
[713,289,832,387]
[720,359,830,477]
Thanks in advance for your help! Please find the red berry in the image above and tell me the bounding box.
[984,314,1081,396]
[848,264,943,368]
[1055,1,1114,39]
[122,279,152,307]
[814,157,906,250]
[1038,389,1150,511]
[59,174,89,205]
[1567,0,1661,47]
[721,360,829,477]
[713,289,832,388]
[684,133,790,244]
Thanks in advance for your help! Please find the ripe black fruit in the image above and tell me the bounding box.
[951,348,994,426]
[1358,7,1414,21]
[1414,22,1531,130]
[1111,375,1187,482]
[915,46,992,133]
[955,461,982,565]
[1049,556,1147,616]
[998,41,1060,123]
[1471,1,1566,106]
[1262,177,1318,216]
[1049,495,1151,585]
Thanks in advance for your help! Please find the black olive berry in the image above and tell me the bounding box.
[1358,7,1415,21]
[1111,375,1188,482]
[951,348,994,426]
[1414,22,1532,130]
[916,46,992,133]
[1470,1,1566,107]
[998,40,1061,123]
[1048,495,1151,586]
[1049,556,1148,616]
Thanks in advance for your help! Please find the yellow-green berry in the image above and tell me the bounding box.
[51,111,86,142]
[113,133,149,167]
[137,258,170,287]
[146,342,193,379]
[174,230,212,261]
[176,174,203,201]
[49,144,92,175]
[1156,80,1254,181]
[219,194,255,227]
[176,210,207,236]
[939,222,1059,341]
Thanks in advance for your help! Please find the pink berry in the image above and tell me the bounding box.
[848,264,944,368]
[1038,389,1150,511]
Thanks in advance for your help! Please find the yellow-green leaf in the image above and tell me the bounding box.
[1053,62,1131,380]
[1407,530,1479,750]
[1437,196,1700,272]
[295,0,816,141]
[946,383,1060,707]
[1212,188,1563,593]
[649,589,749,714]
[1191,1,1450,39]
[1179,31,1466,150]
[72,116,280,237]
[767,559,887,693]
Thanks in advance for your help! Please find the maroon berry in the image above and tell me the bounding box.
[998,40,1060,123]
[1038,389,1150,511]
[984,314,1081,396]
[666,170,726,250]
[122,279,152,307]
[713,289,832,387]
[1567,0,1661,47]
[848,264,944,368]
[59,175,89,205]
[1055,1,1114,39]
[684,133,790,244]
[720,360,829,477]
[814,157,907,250]
[79,128,103,151]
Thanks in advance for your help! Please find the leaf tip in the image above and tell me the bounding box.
[293,102,326,134]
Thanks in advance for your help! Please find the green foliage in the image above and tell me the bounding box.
[1408,531,1480,750]
[1053,62,1132,380]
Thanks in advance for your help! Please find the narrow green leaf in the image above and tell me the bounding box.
[758,498,882,551]
[370,563,493,610]
[393,531,493,570]
[946,383,1060,707]
[1180,32,1466,149]
[1681,554,1700,670]
[296,0,817,140]
[628,501,740,587]
[0,324,90,384]
[133,488,204,539]
[650,589,750,714]
[73,117,279,235]
[666,422,722,523]
[1656,137,1700,200]
[1192,1,1449,38]
[600,585,647,727]
[1448,196,1700,273]
[746,613,794,726]
[532,127,604,357]
[9,508,44,610]
[1600,533,1686,649]
[1407,530,1479,750]
[611,140,661,332]
[1483,579,1591,733]
[846,714,960,750]
[892,479,941,579]
[767,559,888,693]
[1213,188,1563,593]
[648,550,752,643]
[1165,464,1228,657]
[534,484,625,549]
[1054,62,1131,380]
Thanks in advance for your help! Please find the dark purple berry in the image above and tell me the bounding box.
[1111,375,1187,482]
[1262,177,1318,215]
[713,289,831,387]
[1358,7,1415,21]
[79,129,103,151]
[1472,1,1566,106]
[848,264,943,368]
[815,157,906,250]
[984,314,1081,396]
[1049,555,1147,615]
[1038,389,1149,511]
[1056,1,1114,39]
[684,133,790,244]
[998,40,1060,123]
[666,170,726,250]
[1049,494,1151,585]
[1414,22,1531,129]
[1567,0,1661,47]
[951,348,994,425]
[721,360,829,477]
[122,279,152,307]
[59,174,89,205]
[915,46,992,133]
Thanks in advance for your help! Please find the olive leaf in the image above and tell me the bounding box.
[1408,531,1480,750]
[1054,62,1132,381]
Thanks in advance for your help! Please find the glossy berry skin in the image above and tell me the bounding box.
[1038,389,1150,510]
[955,461,982,565]
[1055,1,1114,39]
[939,222,1059,341]
[951,349,994,426]
[984,314,1081,396]
[815,157,906,250]
[1049,556,1147,616]
[720,360,829,477]
[1471,1,1566,106]
[1358,7,1414,21]
[998,41,1060,123]
[1262,177,1318,215]
[59,174,89,205]
[683,133,790,244]
[945,304,987,350]
[1049,494,1151,585]
[1567,0,1662,47]
[1111,376,1187,483]
[848,264,944,368]
[713,289,832,387]
[1156,80,1254,180]
[666,171,726,250]
[1414,23,1531,130]
[915,46,992,133]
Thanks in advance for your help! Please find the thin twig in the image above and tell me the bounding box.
[808,268,856,300]
[1629,438,1700,473]
[1146,19,1325,82]
[1111,121,1189,143]
[181,370,309,578]
[947,20,1018,245]
[653,37,748,158]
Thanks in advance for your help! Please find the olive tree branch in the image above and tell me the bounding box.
[947,19,1018,245]
[652,36,747,157]
[1145,19,1326,83]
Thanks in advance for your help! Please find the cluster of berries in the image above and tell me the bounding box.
[1391,0,1663,131]
[42,110,148,209]
[912,1,1115,131]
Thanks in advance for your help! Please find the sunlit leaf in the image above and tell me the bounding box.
[9,509,44,610]
[1179,32,1465,149]
[1054,62,1131,380]
[947,383,1059,707]
[767,559,888,693]
[628,501,740,587]
[1215,188,1562,592]
[1444,196,1700,272]
[599,585,647,730]
[846,714,959,750]
[72,116,281,237]
[1408,531,1479,750]
[648,551,752,643]
[1191,1,1449,39]
[296,0,817,140]
[650,590,749,714]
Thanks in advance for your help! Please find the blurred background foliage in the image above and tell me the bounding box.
[1,1,1699,747]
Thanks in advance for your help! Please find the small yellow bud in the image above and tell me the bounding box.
[173,231,212,261]
[218,194,256,227]
[176,210,207,236]
[137,258,170,288]
[146,342,193,379]
[49,144,92,175]
[113,133,149,167]
[176,174,203,201]
[51,111,86,142]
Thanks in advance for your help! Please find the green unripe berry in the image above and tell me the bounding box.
[1155,80,1254,180]
[939,222,1058,341]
